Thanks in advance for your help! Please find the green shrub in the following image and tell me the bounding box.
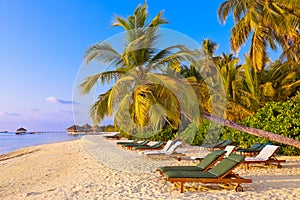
[222,101,300,155]
[148,126,176,141]
[177,121,223,146]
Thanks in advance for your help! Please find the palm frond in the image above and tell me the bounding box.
[80,70,125,95]
[84,42,121,65]
[89,89,112,124]
[107,76,135,115]
[112,16,131,30]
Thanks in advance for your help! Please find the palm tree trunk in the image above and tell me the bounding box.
[203,113,300,149]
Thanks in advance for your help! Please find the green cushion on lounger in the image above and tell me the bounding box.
[122,140,148,147]
[164,170,217,178]
[196,152,223,169]
[211,150,226,156]
[227,153,245,163]
[157,166,202,172]
[117,139,138,145]
[208,154,244,177]
[134,141,164,149]
[157,150,226,173]
[237,143,262,152]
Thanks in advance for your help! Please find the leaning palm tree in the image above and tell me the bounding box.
[80,3,200,136]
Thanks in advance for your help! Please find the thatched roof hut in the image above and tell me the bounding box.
[66,125,80,133]
[16,127,27,134]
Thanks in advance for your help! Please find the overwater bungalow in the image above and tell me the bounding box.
[66,125,81,133]
[16,127,27,135]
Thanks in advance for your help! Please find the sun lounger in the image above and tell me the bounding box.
[156,150,226,175]
[243,145,286,169]
[191,145,236,161]
[238,142,272,156]
[134,141,164,150]
[139,140,173,155]
[143,140,182,155]
[212,139,232,150]
[163,154,252,193]
[237,143,262,153]
[122,140,149,149]
[116,139,138,145]
[103,132,120,140]
[202,140,225,148]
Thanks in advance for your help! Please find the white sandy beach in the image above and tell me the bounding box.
[0,135,300,200]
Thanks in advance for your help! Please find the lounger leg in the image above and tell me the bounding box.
[245,163,249,170]
[180,182,184,193]
[277,162,282,168]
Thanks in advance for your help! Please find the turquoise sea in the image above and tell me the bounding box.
[0,132,81,155]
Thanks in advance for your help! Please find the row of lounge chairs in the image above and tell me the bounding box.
[116,137,285,169]
[105,135,286,193]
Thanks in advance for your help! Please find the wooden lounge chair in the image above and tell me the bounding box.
[134,141,164,150]
[237,143,262,154]
[202,140,225,148]
[190,145,235,161]
[116,139,138,146]
[143,140,183,155]
[212,139,232,150]
[163,154,252,193]
[243,145,286,169]
[103,132,120,140]
[139,140,173,155]
[122,140,150,149]
[238,142,272,156]
[156,150,226,175]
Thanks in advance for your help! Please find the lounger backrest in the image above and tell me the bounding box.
[255,145,279,160]
[250,143,263,150]
[212,150,227,156]
[152,141,164,148]
[208,154,245,177]
[213,140,225,147]
[256,141,272,151]
[219,139,232,148]
[138,140,149,146]
[161,140,173,153]
[197,150,226,170]
[224,145,236,157]
[165,141,182,155]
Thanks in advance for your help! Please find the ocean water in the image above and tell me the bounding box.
[0,132,81,155]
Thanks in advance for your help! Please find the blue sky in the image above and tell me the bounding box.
[0,0,241,131]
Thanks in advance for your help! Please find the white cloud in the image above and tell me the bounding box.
[46,96,78,105]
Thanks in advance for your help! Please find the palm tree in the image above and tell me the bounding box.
[218,0,300,71]
[80,3,200,135]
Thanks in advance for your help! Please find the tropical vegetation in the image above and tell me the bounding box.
[81,2,300,153]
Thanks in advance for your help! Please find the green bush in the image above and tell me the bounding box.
[222,100,300,155]
[148,126,176,141]
[177,121,223,146]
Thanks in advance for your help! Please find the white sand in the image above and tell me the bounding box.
[0,135,299,200]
